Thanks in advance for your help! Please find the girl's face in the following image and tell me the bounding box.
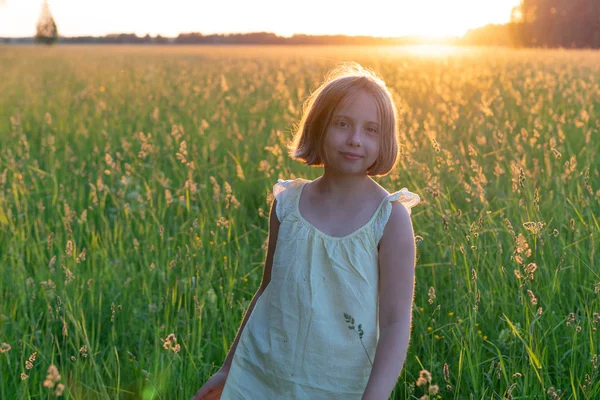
[323,89,380,176]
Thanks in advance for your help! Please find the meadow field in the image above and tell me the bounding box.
[0,44,598,399]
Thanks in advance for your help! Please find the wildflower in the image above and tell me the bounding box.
[258,160,272,176]
[176,140,188,164]
[104,153,115,169]
[217,217,229,230]
[66,240,73,257]
[0,342,11,353]
[63,266,75,285]
[518,167,525,187]
[224,182,240,209]
[162,333,181,353]
[527,290,538,305]
[429,384,439,395]
[514,255,524,265]
[547,386,561,400]
[47,232,54,250]
[236,164,245,180]
[443,363,450,382]
[428,287,436,304]
[506,382,518,398]
[417,369,432,386]
[26,351,37,370]
[566,312,576,327]
[79,345,88,358]
[514,269,523,279]
[43,364,65,396]
[523,221,545,235]
[76,248,86,263]
[165,189,173,206]
[209,176,221,200]
[474,291,481,312]
[43,365,61,388]
[21,373,28,380]
[524,262,537,280]
[504,218,515,237]
[55,384,65,396]
[471,269,478,282]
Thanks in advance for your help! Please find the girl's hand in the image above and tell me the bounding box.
[192,368,229,400]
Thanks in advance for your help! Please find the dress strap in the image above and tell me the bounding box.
[372,188,420,245]
[273,178,307,222]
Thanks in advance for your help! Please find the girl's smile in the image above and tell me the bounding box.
[340,151,363,161]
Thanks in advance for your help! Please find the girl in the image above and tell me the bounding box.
[193,62,420,400]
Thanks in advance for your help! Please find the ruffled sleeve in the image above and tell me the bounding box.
[273,178,305,223]
[372,188,420,245]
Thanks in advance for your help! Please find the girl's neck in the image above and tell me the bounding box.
[313,169,376,203]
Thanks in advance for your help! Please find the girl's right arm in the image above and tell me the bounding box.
[220,198,280,372]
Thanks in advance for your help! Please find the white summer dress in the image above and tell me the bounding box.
[220,178,420,399]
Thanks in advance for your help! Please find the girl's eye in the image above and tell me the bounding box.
[337,120,349,128]
[366,127,378,134]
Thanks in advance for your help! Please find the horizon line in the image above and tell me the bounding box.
[0,24,507,40]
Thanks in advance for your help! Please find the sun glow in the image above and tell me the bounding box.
[0,0,520,39]
[297,0,521,39]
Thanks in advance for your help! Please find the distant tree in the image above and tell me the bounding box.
[155,34,168,44]
[512,0,600,47]
[35,0,58,45]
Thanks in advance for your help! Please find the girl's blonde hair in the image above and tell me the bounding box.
[287,62,400,177]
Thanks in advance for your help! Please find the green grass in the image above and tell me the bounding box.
[0,44,599,399]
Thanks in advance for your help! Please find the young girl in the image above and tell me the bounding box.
[193,63,420,400]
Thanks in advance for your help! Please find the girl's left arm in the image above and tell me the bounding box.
[362,202,416,400]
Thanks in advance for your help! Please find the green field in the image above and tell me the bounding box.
[0,44,599,399]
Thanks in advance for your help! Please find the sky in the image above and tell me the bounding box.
[0,0,520,38]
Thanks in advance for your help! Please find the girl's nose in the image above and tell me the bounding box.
[347,128,362,146]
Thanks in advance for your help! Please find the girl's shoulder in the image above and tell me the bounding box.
[372,185,420,245]
[272,177,310,222]
[273,177,309,198]
[383,187,420,215]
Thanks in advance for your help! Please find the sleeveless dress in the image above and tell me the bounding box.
[220,178,420,399]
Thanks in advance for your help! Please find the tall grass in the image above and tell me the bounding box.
[0,44,598,399]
